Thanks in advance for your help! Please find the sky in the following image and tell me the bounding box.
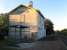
[0,0,67,30]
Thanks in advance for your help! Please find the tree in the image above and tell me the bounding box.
[61,29,67,36]
[45,19,54,35]
[0,13,8,39]
[61,29,67,32]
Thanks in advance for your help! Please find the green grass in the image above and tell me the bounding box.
[0,39,17,50]
[0,48,17,50]
[0,39,7,47]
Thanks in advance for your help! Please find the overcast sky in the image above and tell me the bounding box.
[0,0,67,30]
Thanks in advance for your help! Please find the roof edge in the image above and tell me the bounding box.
[8,5,27,15]
[36,10,45,19]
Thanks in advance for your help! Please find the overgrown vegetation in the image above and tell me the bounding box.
[0,14,8,39]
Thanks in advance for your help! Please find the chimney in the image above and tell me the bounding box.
[28,1,33,8]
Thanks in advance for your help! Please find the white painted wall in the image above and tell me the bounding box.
[36,14,46,40]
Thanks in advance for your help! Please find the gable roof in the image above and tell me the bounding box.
[8,4,45,19]
[8,5,27,15]
[36,9,45,19]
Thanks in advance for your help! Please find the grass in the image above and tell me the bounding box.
[0,48,17,50]
[0,39,18,50]
[0,39,8,50]
[0,39,7,47]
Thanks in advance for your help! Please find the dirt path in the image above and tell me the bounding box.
[2,40,66,50]
[22,40,66,50]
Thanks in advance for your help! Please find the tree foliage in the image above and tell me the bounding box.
[60,29,67,35]
[45,19,54,35]
[0,14,8,39]
[61,29,67,32]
